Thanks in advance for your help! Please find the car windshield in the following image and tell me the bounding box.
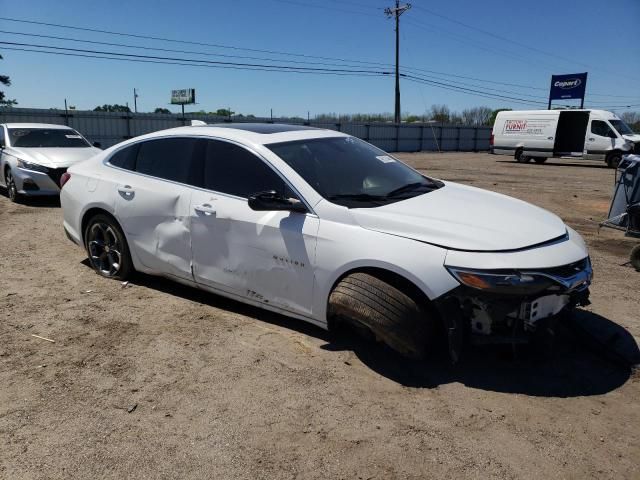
[8,128,91,148]
[267,137,443,208]
[609,120,634,136]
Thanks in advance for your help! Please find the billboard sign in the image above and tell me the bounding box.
[171,88,196,105]
[549,73,587,102]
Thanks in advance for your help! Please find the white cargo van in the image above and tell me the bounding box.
[491,109,640,168]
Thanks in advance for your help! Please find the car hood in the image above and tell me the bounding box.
[349,182,567,252]
[623,134,640,143]
[6,147,101,167]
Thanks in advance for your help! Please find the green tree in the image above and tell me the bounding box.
[404,115,422,123]
[154,107,171,114]
[429,104,451,123]
[94,104,131,112]
[213,108,235,117]
[0,53,17,106]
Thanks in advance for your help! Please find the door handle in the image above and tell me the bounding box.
[117,185,134,196]
[588,138,595,141]
[194,203,216,215]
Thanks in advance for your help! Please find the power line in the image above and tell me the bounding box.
[0,16,392,68]
[0,41,393,74]
[1,16,636,101]
[0,41,547,107]
[0,29,390,71]
[0,46,389,77]
[411,4,640,83]
[403,74,547,107]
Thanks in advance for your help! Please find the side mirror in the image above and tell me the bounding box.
[248,190,307,213]
[93,141,102,149]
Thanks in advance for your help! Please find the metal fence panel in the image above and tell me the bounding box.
[0,108,491,152]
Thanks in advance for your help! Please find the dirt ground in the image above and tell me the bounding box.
[1,152,639,480]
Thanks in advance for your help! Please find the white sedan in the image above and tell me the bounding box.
[0,123,101,202]
[60,123,592,359]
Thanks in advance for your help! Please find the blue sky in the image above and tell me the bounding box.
[1,0,639,117]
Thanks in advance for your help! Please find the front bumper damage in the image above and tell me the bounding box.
[434,258,592,363]
[13,166,65,196]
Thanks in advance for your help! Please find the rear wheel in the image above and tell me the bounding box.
[606,152,622,169]
[84,214,133,280]
[533,157,547,164]
[631,245,640,272]
[515,149,531,163]
[5,168,20,203]
[328,272,435,359]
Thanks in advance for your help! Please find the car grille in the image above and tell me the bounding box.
[46,168,67,188]
[535,258,590,278]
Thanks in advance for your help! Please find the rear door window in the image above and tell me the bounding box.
[135,137,200,185]
[202,140,287,198]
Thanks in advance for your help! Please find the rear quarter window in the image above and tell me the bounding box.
[108,144,139,171]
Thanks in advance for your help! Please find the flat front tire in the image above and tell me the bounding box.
[84,214,133,280]
[328,272,434,359]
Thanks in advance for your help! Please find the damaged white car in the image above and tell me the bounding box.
[60,123,592,360]
[0,123,101,202]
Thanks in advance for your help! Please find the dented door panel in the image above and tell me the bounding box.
[190,191,319,317]
[115,173,193,280]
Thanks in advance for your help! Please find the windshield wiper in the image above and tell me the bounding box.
[385,182,431,198]
[328,193,386,201]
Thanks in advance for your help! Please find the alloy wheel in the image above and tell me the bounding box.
[6,170,17,202]
[87,222,123,277]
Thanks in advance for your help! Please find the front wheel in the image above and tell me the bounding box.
[515,149,531,163]
[606,152,622,169]
[534,157,547,164]
[84,214,133,280]
[5,169,20,203]
[328,272,435,359]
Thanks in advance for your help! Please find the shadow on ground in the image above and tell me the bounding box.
[0,188,61,207]
[496,160,612,170]
[99,267,639,398]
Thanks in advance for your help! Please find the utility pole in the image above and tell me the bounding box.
[385,1,411,124]
[133,88,139,113]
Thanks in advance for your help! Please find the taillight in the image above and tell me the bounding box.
[60,172,71,188]
[489,133,494,146]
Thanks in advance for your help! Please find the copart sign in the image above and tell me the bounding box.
[549,73,588,101]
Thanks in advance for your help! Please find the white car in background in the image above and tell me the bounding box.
[0,123,101,202]
[60,123,592,360]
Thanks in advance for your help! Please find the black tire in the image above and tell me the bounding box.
[84,213,133,280]
[328,272,434,359]
[631,245,640,272]
[606,152,622,169]
[533,157,547,164]
[515,149,531,163]
[5,168,21,203]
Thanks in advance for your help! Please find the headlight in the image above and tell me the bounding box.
[446,266,553,296]
[17,159,49,173]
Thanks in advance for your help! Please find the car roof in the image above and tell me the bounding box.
[2,123,75,130]
[204,123,320,134]
[136,123,348,145]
